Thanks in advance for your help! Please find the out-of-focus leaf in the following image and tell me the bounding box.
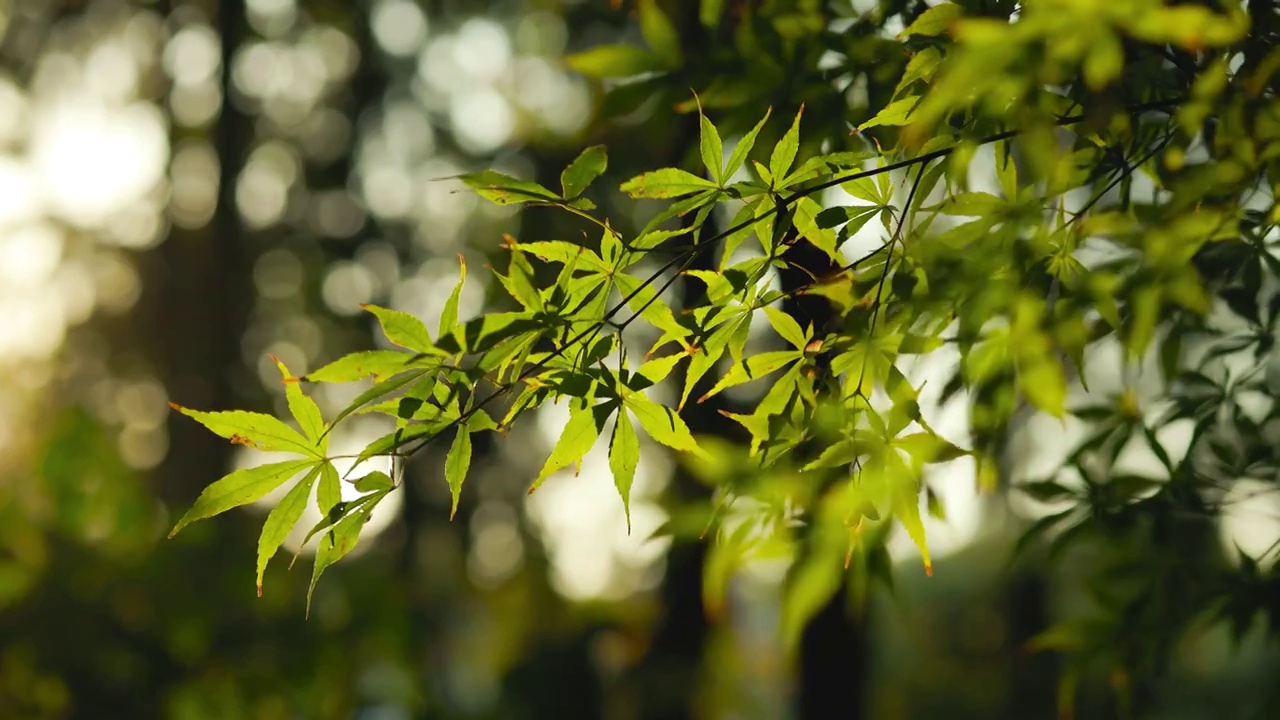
[565,45,665,78]
[858,96,919,131]
[700,0,726,28]
[899,2,961,38]
[459,170,560,205]
[307,490,389,616]
[638,0,682,66]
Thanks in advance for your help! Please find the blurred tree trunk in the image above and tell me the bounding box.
[152,0,251,503]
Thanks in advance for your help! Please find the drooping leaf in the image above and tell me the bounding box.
[445,425,471,519]
[609,410,640,531]
[316,460,341,517]
[256,463,323,596]
[530,399,604,493]
[763,307,808,349]
[169,459,316,537]
[353,471,395,494]
[307,490,389,616]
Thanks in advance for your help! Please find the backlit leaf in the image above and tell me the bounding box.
[307,490,389,616]
[530,399,604,493]
[609,410,640,530]
[725,108,772,180]
[316,460,341,516]
[561,145,608,199]
[519,240,609,273]
[620,168,718,198]
[459,170,560,206]
[256,463,322,596]
[171,406,319,458]
[763,307,808,349]
[858,96,919,131]
[696,98,724,185]
[626,391,708,458]
[445,425,471,519]
[769,105,804,183]
[169,459,315,537]
[700,350,801,402]
[305,350,423,384]
[363,304,434,353]
[353,471,394,494]
[272,356,325,445]
[441,257,467,338]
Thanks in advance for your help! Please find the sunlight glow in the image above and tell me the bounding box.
[30,99,168,229]
[526,402,673,601]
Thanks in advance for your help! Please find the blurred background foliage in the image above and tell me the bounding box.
[0,0,1277,719]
